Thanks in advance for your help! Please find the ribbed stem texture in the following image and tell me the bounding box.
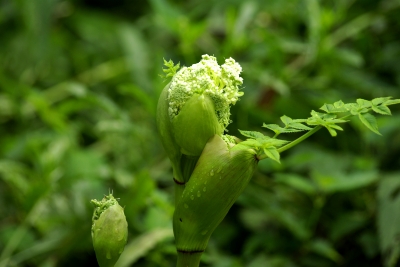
[176,251,203,267]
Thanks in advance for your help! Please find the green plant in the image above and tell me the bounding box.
[91,194,128,267]
[2,1,400,266]
[156,55,400,267]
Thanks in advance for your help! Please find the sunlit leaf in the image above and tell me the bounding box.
[262,123,306,134]
[371,104,391,115]
[263,147,280,163]
[358,113,381,135]
[371,97,392,106]
[239,130,265,139]
[326,126,338,137]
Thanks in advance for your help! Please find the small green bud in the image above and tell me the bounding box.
[173,135,258,251]
[91,194,128,267]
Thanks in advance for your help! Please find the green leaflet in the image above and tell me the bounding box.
[280,115,311,130]
[238,130,265,139]
[386,99,400,105]
[237,130,288,163]
[312,97,400,136]
[262,124,305,134]
[358,113,381,135]
[320,100,348,113]
[371,104,391,115]
[307,110,347,137]
[161,58,180,80]
[263,147,280,163]
[263,115,311,135]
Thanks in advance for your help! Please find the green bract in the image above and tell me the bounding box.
[91,194,128,267]
[174,135,258,252]
[172,93,222,156]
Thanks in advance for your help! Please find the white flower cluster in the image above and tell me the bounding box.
[168,54,244,130]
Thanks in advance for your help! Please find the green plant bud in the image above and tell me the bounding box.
[157,83,184,182]
[91,194,128,267]
[172,93,223,156]
[173,135,258,252]
[161,55,244,158]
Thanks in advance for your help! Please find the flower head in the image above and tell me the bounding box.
[168,54,243,130]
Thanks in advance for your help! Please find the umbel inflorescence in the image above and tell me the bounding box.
[167,54,243,130]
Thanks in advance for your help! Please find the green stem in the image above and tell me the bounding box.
[176,251,203,267]
[258,126,322,161]
[175,183,186,205]
[175,155,199,204]
[259,114,354,160]
[181,155,199,183]
[277,126,322,153]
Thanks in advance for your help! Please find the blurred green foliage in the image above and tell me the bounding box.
[0,0,400,266]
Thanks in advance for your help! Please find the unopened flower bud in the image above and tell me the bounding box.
[157,55,244,158]
[91,194,128,267]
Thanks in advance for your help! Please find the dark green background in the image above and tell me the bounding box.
[1,0,400,266]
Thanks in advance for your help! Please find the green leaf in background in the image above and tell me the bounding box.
[274,173,317,196]
[377,173,400,267]
[0,0,399,266]
[308,239,342,263]
[311,171,378,194]
[115,228,173,267]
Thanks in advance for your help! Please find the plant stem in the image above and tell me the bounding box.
[175,183,186,204]
[175,155,199,203]
[176,251,203,267]
[258,126,322,160]
[277,126,322,153]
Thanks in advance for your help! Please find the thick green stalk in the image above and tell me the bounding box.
[173,135,258,267]
[175,183,186,205]
[176,251,203,267]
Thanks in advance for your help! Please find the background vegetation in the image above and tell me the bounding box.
[1,0,400,266]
